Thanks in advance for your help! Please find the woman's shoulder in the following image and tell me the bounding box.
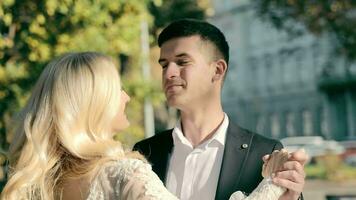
[100,158,151,179]
[87,158,151,199]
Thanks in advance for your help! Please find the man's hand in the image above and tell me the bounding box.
[263,149,308,200]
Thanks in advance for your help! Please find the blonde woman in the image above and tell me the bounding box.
[1,52,178,200]
[0,52,298,200]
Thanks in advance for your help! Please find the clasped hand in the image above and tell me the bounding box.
[263,149,308,200]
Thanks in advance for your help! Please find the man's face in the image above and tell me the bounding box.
[159,36,216,109]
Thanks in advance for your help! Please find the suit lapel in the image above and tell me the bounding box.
[215,123,254,200]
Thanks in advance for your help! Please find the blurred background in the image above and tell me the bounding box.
[0,0,355,199]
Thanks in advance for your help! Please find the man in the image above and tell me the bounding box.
[134,19,306,200]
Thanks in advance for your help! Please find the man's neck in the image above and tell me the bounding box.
[180,107,225,147]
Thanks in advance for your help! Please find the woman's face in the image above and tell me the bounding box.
[111,90,131,132]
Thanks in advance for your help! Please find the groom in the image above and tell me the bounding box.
[134,19,306,200]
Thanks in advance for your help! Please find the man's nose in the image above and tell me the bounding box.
[163,63,180,79]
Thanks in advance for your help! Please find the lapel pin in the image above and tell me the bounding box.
[241,144,248,149]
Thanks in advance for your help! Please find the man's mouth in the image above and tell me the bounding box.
[165,84,183,93]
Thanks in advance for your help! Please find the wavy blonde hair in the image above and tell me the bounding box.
[1,52,143,200]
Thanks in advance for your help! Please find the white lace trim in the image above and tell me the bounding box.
[86,158,178,200]
[229,178,285,200]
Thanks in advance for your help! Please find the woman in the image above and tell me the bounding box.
[1,52,177,200]
[1,52,288,200]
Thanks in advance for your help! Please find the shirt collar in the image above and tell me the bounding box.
[172,113,229,148]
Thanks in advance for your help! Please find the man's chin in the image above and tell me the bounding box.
[167,98,181,108]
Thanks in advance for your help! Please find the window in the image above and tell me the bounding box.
[302,110,313,135]
[286,112,296,136]
[264,53,273,89]
[256,115,266,135]
[248,56,259,92]
[271,114,280,138]
[321,107,330,138]
[279,50,293,86]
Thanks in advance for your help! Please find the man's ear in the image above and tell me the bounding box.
[212,59,227,82]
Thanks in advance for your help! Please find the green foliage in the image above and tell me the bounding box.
[0,0,153,150]
[305,155,356,180]
[252,0,356,62]
[305,163,327,179]
[149,0,208,36]
[0,0,209,190]
[0,0,209,153]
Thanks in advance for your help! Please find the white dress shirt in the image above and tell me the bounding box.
[166,114,229,200]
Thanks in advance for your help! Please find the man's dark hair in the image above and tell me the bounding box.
[158,18,229,65]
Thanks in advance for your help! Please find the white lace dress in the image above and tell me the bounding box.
[85,158,284,200]
[86,158,178,200]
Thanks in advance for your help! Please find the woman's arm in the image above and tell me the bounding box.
[229,149,290,200]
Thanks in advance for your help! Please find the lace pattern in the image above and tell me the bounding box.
[86,158,178,200]
[86,158,284,200]
[229,178,285,200]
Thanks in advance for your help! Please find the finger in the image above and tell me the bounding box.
[272,175,304,193]
[281,161,305,177]
[289,148,309,166]
[274,170,305,184]
[262,154,270,162]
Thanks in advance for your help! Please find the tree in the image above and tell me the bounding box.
[149,0,209,35]
[252,0,356,62]
[0,0,210,154]
[0,0,153,166]
[0,0,210,189]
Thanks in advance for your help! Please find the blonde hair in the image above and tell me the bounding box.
[1,52,142,200]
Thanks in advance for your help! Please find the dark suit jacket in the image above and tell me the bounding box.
[133,122,283,200]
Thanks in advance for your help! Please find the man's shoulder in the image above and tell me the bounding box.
[228,122,282,148]
[245,127,280,144]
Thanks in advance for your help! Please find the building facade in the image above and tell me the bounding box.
[210,0,356,140]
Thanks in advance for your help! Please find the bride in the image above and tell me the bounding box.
[1,52,297,200]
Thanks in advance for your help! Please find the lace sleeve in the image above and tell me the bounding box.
[115,158,179,200]
[229,178,285,200]
[87,158,178,200]
[229,149,289,200]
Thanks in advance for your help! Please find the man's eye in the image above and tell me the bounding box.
[177,61,189,66]
[160,63,168,69]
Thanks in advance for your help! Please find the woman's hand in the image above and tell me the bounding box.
[263,149,308,200]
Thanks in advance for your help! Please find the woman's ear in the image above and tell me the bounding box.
[212,59,227,82]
